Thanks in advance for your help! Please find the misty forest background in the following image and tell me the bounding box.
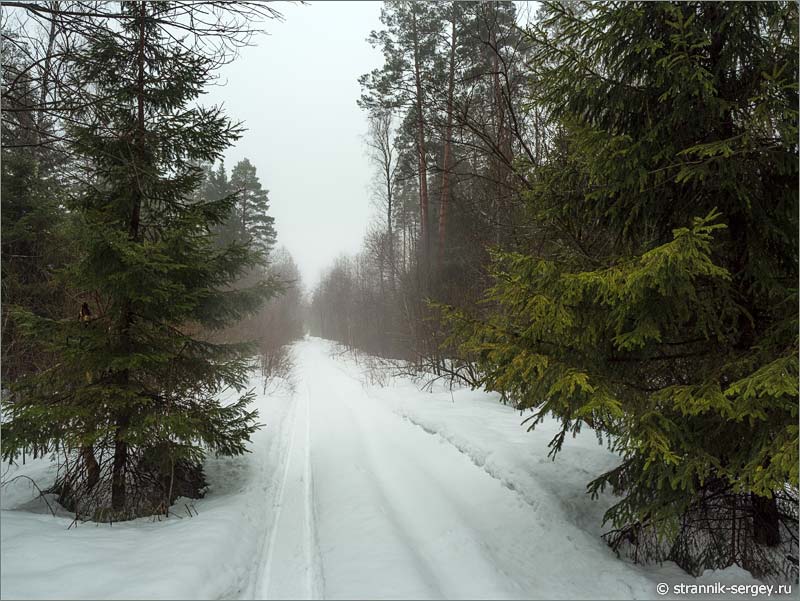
[1,0,798,583]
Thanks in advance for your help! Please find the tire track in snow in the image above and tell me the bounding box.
[336,378,519,597]
[303,380,324,599]
[256,387,303,599]
[231,380,297,601]
[256,378,320,600]
[318,373,447,598]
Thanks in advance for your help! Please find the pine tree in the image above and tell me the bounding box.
[444,1,798,578]
[2,2,278,520]
[199,159,276,258]
[229,158,276,257]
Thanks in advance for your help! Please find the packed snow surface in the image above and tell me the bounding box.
[0,337,785,599]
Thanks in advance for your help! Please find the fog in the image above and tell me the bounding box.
[203,1,384,289]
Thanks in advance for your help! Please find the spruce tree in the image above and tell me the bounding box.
[200,161,231,207]
[1,40,74,383]
[444,1,798,577]
[2,2,277,520]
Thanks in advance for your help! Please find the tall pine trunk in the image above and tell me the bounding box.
[437,10,456,271]
[486,4,512,248]
[410,7,430,272]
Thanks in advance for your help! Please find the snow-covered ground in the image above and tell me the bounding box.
[1,337,793,600]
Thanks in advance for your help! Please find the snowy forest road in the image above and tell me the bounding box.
[245,338,658,600]
[1,337,767,600]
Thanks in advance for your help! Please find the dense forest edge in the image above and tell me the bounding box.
[1,0,798,585]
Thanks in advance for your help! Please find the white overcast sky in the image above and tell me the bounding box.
[202,1,536,289]
[202,1,384,290]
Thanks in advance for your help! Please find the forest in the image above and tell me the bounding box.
[309,0,799,581]
[1,1,798,598]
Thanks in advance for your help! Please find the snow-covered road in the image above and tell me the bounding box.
[1,337,773,600]
[258,339,649,600]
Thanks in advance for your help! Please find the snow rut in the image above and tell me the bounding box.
[255,381,322,600]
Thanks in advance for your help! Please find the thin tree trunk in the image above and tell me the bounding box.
[751,493,781,547]
[402,218,407,273]
[81,446,100,489]
[36,1,58,144]
[491,19,504,247]
[486,4,512,248]
[131,0,145,243]
[410,7,430,271]
[387,175,395,294]
[379,113,396,294]
[110,412,130,511]
[437,9,456,270]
